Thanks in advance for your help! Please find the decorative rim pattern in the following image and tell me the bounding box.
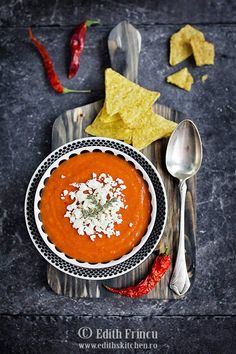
[34,145,157,269]
[25,138,167,280]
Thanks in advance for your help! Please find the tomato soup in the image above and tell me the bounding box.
[40,152,151,263]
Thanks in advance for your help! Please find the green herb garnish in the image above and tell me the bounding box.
[81,196,118,219]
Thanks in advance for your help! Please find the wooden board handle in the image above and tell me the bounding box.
[108,21,141,83]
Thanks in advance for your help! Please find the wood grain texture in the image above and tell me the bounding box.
[47,21,196,299]
[108,20,141,83]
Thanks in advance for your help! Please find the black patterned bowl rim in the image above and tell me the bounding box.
[34,145,157,269]
[25,137,167,280]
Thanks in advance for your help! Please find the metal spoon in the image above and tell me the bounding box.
[166,119,202,296]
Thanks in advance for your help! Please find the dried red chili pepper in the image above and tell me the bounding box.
[28,28,90,94]
[68,19,100,79]
[104,249,171,298]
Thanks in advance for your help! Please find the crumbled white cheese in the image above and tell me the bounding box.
[116,178,124,184]
[99,173,106,180]
[70,182,80,188]
[63,173,129,241]
[129,223,133,228]
[61,175,66,179]
[66,201,77,211]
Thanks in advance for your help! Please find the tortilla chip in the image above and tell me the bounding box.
[99,104,120,123]
[119,104,152,129]
[105,68,160,122]
[190,36,215,66]
[167,67,193,91]
[201,74,209,82]
[132,109,177,150]
[170,24,205,66]
[85,106,133,142]
[124,136,132,144]
[85,68,176,149]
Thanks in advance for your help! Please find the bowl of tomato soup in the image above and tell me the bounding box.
[34,142,159,269]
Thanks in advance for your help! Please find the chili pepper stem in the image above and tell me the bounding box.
[63,88,91,94]
[164,247,169,255]
[85,19,100,27]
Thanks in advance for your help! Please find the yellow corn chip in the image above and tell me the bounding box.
[170,24,205,66]
[124,136,132,144]
[105,68,160,122]
[85,105,133,142]
[190,35,215,66]
[98,104,120,123]
[167,67,193,91]
[119,104,153,129]
[201,74,209,82]
[132,109,177,150]
[85,69,177,150]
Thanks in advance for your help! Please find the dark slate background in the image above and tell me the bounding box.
[0,0,236,353]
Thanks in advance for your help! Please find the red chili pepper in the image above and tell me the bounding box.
[28,28,90,94]
[68,19,100,79]
[104,249,171,298]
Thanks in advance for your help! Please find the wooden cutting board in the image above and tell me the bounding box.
[47,21,196,299]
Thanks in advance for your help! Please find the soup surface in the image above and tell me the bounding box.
[40,152,151,263]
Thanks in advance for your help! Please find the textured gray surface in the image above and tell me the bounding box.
[1,0,236,26]
[1,315,236,354]
[0,0,236,352]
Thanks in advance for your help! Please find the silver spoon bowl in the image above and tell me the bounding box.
[166,119,202,296]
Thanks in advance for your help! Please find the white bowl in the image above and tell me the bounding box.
[34,142,158,269]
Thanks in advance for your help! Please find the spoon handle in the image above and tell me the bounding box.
[170,180,191,296]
